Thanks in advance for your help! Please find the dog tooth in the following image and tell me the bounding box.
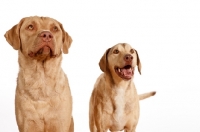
[118,68,121,72]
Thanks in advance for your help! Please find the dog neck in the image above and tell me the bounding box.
[17,51,66,101]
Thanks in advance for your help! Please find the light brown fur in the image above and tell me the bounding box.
[89,43,156,132]
[4,16,74,132]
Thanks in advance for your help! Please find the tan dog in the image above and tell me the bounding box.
[89,43,156,132]
[4,16,74,132]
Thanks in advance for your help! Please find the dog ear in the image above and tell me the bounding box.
[99,48,111,72]
[4,18,25,50]
[59,23,72,54]
[135,50,142,75]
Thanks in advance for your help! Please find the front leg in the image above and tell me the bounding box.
[69,117,74,132]
[44,97,73,132]
[15,102,44,132]
[124,123,137,132]
[93,104,110,132]
[43,116,73,132]
[19,118,44,132]
[124,129,136,132]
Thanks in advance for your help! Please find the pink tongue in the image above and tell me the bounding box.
[121,68,132,76]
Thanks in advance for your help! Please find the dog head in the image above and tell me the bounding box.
[99,43,141,80]
[4,16,72,60]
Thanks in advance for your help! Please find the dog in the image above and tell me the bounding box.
[89,43,156,132]
[4,16,74,132]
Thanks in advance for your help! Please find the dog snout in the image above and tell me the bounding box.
[39,31,53,42]
[124,54,133,62]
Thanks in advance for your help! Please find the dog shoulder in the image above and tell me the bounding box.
[91,73,114,114]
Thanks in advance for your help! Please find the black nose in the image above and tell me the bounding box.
[39,31,53,42]
[124,54,133,62]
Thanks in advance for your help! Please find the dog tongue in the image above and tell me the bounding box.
[121,68,132,77]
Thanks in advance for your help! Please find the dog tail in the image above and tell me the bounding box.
[139,91,156,100]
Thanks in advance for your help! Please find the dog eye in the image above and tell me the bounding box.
[130,49,135,54]
[27,25,34,30]
[52,26,58,32]
[113,49,119,54]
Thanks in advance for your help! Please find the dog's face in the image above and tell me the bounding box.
[99,43,141,80]
[4,16,72,60]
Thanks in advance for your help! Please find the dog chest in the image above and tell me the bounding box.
[19,68,67,101]
[112,87,126,127]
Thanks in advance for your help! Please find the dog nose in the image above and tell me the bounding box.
[39,31,53,42]
[124,54,133,62]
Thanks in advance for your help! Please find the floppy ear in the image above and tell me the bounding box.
[99,48,111,72]
[60,24,72,54]
[4,18,24,50]
[135,50,142,75]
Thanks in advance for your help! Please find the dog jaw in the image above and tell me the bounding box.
[28,43,57,59]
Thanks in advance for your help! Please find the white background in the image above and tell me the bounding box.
[0,0,200,132]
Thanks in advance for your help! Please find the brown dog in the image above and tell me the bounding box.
[4,16,74,132]
[89,43,156,132]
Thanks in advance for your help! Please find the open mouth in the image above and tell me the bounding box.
[115,65,134,80]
